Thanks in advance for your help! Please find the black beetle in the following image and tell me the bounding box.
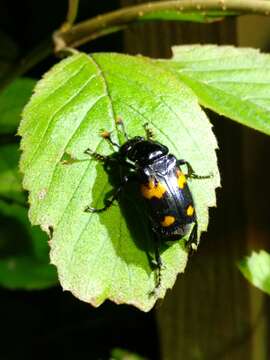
[84,120,211,291]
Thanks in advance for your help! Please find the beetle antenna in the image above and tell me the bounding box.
[116,117,129,141]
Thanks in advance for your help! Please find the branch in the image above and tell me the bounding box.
[1,0,270,91]
[61,0,80,31]
[54,0,270,51]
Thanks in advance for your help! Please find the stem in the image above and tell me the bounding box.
[54,0,270,51]
[67,0,79,26]
[61,0,80,31]
[1,0,270,91]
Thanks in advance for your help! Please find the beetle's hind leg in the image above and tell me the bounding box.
[143,123,155,141]
[177,160,213,180]
[186,221,199,252]
[149,233,164,295]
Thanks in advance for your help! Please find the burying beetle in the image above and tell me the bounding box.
[84,119,211,291]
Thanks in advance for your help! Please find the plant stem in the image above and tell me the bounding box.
[67,0,79,26]
[1,0,270,91]
[61,0,80,31]
[54,0,270,51]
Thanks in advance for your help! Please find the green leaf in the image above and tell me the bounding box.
[19,52,219,311]
[139,10,236,23]
[159,45,270,135]
[94,10,236,40]
[0,77,36,134]
[0,255,57,290]
[0,143,25,204]
[111,348,146,360]
[0,200,58,289]
[238,250,270,295]
[0,144,58,289]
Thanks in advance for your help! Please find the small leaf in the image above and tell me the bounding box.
[0,201,58,289]
[0,256,57,290]
[238,250,270,295]
[19,52,219,311]
[139,10,236,23]
[0,77,36,134]
[111,348,146,360]
[159,45,270,135]
[94,10,237,40]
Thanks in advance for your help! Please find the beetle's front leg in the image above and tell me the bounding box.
[84,148,109,163]
[177,159,213,180]
[85,174,137,213]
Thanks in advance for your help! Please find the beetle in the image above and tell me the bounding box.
[84,119,211,291]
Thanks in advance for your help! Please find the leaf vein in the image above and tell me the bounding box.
[108,71,205,158]
[24,68,100,170]
[41,93,107,223]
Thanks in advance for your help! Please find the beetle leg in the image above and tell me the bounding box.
[100,130,120,149]
[148,233,164,295]
[84,148,136,172]
[84,189,121,213]
[186,221,199,251]
[143,123,155,140]
[154,239,163,290]
[84,148,109,162]
[85,174,136,213]
[116,117,129,140]
[177,159,213,179]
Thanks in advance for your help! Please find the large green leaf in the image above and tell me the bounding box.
[19,52,219,311]
[238,250,270,295]
[159,45,270,135]
[0,77,36,134]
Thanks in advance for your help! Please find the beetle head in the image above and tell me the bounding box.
[119,137,168,165]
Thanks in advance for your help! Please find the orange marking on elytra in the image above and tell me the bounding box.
[176,169,186,189]
[141,179,166,199]
[161,215,175,227]
[186,205,194,216]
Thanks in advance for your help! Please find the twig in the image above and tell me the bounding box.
[1,0,270,91]
[61,0,80,31]
[54,0,270,51]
